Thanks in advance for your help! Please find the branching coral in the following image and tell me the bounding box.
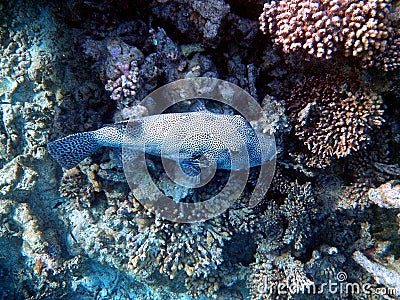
[155,218,227,279]
[104,38,143,109]
[335,128,394,210]
[231,181,316,260]
[127,211,231,282]
[104,60,139,103]
[286,74,384,168]
[60,178,232,295]
[341,0,391,62]
[375,29,400,70]
[259,0,399,69]
[281,182,316,251]
[59,165,96,204]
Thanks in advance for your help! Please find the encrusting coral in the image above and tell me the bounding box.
[260,0,400,69]
[286,74,384,168]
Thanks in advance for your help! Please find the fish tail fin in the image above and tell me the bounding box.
[47,132,101,169]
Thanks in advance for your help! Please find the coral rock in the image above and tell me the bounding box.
[369,180,400,208]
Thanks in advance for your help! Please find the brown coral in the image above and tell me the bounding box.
[314,126,393,210]
[341,0,391,62]
[260,0,399,69]
[375,30,400,70]
[287,74,384,168]
[260,0,344,59]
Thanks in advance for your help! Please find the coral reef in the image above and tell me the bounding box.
[286,74,384,168]
[122,196,231,283]
[259,0,400,69]
[0,0,399,299]
[58,162,232,295]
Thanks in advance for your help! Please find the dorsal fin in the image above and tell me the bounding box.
[113,120,130,126]
[104,119,143,128]
[104,119,144,139]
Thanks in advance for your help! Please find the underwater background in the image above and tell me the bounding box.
[0,0,399,299]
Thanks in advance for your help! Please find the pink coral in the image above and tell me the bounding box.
[105,61,139,101]
[103,38,143,108]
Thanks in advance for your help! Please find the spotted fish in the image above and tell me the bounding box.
[47,111,276,175]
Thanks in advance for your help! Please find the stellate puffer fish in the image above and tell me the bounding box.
[47,111,276,175]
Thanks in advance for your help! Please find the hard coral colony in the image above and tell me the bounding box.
[0,0,399,299]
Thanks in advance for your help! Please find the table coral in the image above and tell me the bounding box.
[260,0,400,69]
[286,74,384,168]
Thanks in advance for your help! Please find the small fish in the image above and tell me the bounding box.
[47,111,276,176]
